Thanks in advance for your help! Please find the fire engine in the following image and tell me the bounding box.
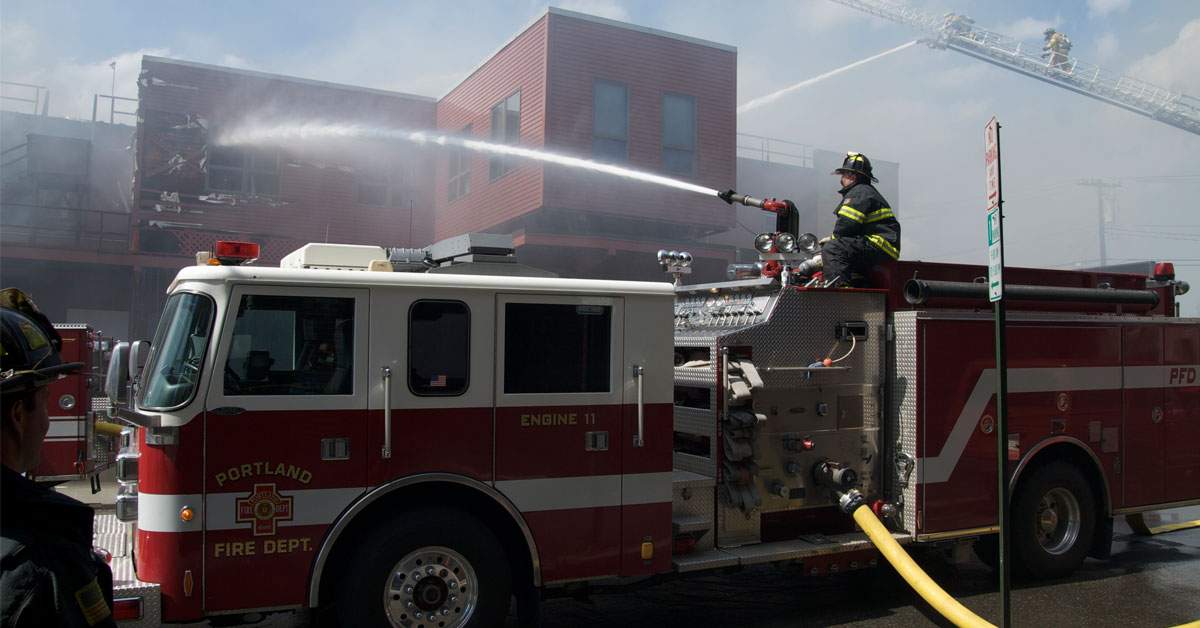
[32,324,120,485]
[98,229,1198,626]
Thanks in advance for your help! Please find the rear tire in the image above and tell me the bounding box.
[1011,461,1095,579]
[332,508,512,627]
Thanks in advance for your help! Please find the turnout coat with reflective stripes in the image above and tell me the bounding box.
[832,182,900,259]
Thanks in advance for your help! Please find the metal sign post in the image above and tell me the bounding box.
[985,116,1010,628]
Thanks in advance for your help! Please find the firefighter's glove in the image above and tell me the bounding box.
[718,189,736,204]
[819,236,834,245]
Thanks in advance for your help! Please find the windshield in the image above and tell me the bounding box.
[139,292,216,410]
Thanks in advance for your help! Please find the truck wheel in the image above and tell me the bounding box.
[334,508,512,628]
[1011,461,1095,579]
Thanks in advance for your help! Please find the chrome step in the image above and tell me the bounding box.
[673,548,739,573]
[672,514,712,534]
[94,511,161,627]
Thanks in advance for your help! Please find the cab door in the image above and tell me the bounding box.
[493,294,625,582]
[203,285,369,611]
[367,288,495,485]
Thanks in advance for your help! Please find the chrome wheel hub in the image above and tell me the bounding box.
[384,546,477,628]
[1036,487,1081,556]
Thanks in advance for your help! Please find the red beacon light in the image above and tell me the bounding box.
[1153,262,1175,281]
[212,241,260,266]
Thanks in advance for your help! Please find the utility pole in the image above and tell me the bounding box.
[1077,178,1121,267]
[109,61,117,124]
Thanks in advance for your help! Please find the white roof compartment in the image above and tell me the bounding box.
[280,243,388,270]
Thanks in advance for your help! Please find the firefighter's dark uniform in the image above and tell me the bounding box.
[1,288,115,628]
[822,158,900,286]
[0,466,116,628]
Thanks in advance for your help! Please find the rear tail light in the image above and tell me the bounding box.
[112,597,143,621]
[213,240,261,266]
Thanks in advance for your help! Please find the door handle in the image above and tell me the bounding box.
[632,365,645,448]
[381,366,392,459]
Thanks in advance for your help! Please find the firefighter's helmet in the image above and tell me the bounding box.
[0,288,82,395]
[832,151,879,183]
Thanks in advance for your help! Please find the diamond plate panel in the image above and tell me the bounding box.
[96,512,161,628]
[890,310,920,535]
[673,471,716,550]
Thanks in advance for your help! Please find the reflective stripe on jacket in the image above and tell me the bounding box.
[832,182,901,259]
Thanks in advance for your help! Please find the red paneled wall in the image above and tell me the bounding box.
[542,12,736,234]
[434,16,549,240]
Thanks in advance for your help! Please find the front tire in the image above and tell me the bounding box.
[333,508,512,627]
[1011,461,1095,579]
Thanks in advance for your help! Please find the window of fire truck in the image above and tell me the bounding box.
[504,303,612,394]
[139,292,215,410]
[408,300,469,396]
[223,295,355,396]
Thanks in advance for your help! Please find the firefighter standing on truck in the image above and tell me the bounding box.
[821,151,901,287]
[0,288,116,628]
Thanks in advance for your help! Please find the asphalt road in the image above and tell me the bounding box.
[60,476,1199,627]
[522,508,1200,628]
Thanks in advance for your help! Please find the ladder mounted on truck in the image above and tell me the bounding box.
[828,0,1200,136]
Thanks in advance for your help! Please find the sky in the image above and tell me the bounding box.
[2,0,1199,313]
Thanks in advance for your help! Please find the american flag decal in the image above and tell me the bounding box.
[431,374,447,387]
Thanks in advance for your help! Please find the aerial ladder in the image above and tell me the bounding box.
[828,0,1200,136]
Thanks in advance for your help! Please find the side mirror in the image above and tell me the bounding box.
[105,342,130,415]
[129,340,151,379]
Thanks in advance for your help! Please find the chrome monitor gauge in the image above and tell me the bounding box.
[59,394,77,410]
[796,233,819,254]
[753,233,774,254]
[775,233,797,253]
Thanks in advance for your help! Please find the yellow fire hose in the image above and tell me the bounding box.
[94,420,125,437]
[851,503,995,628]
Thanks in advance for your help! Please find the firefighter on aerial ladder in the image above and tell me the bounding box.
[1043,28,1072,70]
[819,152,901,287]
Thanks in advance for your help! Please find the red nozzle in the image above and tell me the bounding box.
[761,199,788,212]
[871,500,886,516]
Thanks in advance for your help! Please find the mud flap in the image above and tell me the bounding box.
[1088,516,1113,560]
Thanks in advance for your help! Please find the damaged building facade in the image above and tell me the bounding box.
[1,7,897,339]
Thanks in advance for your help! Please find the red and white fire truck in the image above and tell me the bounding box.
[100,233,1198,626]
[32,324,119,484]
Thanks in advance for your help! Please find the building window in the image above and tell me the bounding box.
[592,81,628,162]
[207,146,279,195]
[489,91,521,180]
[355,162,407,207]
[448,124,472,202]
[504,303,611,394]
[223,295,355,396]
[409,300,470,396]
[662,93,696,175]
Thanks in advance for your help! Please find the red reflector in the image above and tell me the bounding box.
[1154,262,1175,281]
[112,597,143,621]
[213,240,260,265]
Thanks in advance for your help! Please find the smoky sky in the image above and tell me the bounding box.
[3,0,1198,313]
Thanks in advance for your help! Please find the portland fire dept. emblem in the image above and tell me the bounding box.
[236,483,293,536]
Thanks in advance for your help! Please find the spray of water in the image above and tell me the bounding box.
[216,122,720,198]
[737,40,918,114]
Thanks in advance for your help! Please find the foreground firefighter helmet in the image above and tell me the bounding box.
[832,151,879,183]
[0,288,82,394]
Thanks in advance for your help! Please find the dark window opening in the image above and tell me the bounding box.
[504,303,611,394]
[448,125,472,202]
[409,300,470,396]
[592,81,628,163]
[206,146,279,196]
[489,91,521,180]
[662,93,696,175]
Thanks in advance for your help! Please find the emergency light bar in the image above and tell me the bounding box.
[212,241,260,266]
